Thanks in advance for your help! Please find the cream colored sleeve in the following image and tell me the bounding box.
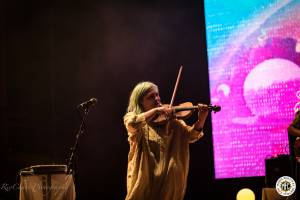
[177,119,204,143]
[124,112,147,142]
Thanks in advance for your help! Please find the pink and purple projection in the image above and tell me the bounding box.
[204,0,300,178]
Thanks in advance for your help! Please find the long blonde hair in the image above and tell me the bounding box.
[127,81,157,114]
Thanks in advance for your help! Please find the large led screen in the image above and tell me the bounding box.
[204,0,300,178]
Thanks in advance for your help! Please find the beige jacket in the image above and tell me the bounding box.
[124,112,204,200]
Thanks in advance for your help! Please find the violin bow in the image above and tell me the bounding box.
[169,65,183,107]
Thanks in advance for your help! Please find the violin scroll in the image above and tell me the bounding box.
[207,104,221,113]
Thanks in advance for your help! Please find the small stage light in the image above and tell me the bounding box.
[236,188,255,200]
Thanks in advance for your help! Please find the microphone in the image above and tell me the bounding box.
[77,98,98,109]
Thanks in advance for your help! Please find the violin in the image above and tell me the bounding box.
[153,102,221,124]
[151,65,221,125]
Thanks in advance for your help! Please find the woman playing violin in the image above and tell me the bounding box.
[124,81,209,200]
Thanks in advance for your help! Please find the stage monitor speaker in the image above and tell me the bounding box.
[265,155,294,188]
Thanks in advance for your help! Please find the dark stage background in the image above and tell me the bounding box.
[1,0,265,199]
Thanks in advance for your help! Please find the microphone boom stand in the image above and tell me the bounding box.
[67,106,90,197]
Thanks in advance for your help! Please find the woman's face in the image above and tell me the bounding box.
[141,87,161,111]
